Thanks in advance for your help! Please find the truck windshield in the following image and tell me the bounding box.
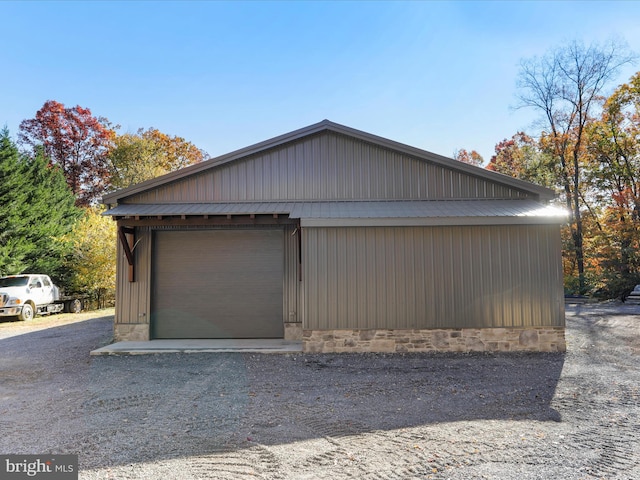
[0,277,29,287]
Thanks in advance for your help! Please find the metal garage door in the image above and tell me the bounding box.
[151,229,284,339]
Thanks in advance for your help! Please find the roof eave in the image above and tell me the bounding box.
[300,216,566,227]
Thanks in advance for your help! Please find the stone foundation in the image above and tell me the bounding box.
[303,327,566,353]
[114,323,149,342]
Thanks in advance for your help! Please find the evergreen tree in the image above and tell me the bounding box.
[0,128,30,274]
[0,128,80,282]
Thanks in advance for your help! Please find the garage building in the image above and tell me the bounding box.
[103,120,566,353]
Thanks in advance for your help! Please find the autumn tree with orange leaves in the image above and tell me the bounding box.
[515,40,634,294]
[486,132,556,188]
[579,71,640,297]
[491,64,640,298]
[453,148,484,166]
[107,127,208,190]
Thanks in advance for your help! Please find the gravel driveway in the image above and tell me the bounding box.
[1,304,639,479]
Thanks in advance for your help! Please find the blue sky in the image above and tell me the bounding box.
[2,1,639,163]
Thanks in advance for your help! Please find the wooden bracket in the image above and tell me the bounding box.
[118,226,135,282]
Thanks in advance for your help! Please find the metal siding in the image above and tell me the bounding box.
[114,226,151,326]
[123,132,534,204]
[283,225,300,325]
[115,239,127,324]
[303,225,564,330]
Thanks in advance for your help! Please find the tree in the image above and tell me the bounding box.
[486,132,556,188]
[516,39,634,293]
[582,71,640,296]
[108,127,208,190]
[63,207,116,308]
[0,128,81,282]
[18,100,116,206]
[586,71,640,216]
[453,148,484,166]
[0,129,30,275]
[108,132,165,189]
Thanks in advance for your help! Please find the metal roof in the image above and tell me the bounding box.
[105,200,567,226]
[104,202,297,217]
[102,120,556,204]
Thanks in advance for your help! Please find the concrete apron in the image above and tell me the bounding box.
[90,339,303,355]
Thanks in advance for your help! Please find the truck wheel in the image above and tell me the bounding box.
[19,303,34,321]
[66,299,82,314]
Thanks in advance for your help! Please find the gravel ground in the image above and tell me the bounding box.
[1,304,639,480]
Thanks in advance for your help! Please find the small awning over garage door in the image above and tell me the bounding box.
[151,229,284,339]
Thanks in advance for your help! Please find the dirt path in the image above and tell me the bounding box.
[0,304,638,479]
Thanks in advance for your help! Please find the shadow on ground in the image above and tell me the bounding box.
[0,316,566,470]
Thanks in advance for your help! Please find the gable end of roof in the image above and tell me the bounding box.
[102,120,555,204]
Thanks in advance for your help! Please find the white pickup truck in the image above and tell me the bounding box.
[0,274,83,321]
